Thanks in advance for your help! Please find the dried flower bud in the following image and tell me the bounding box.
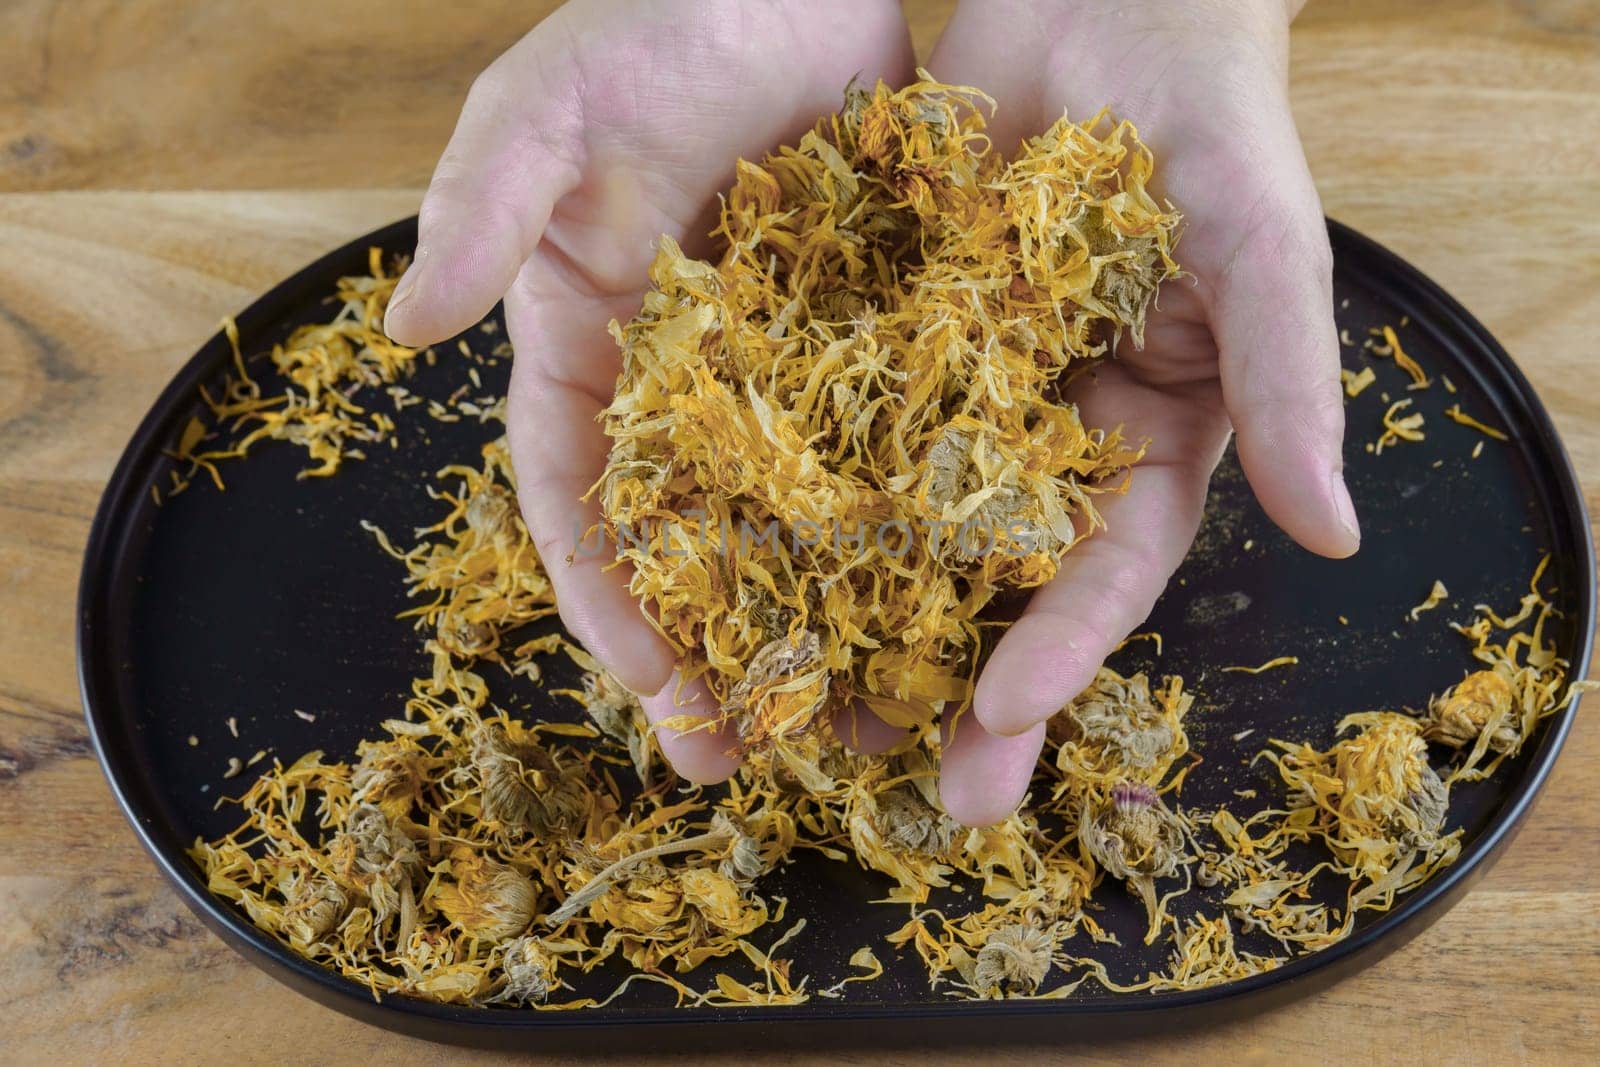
[464,485,517,541]
[872,783,960,857]
[579,668,653,784]
[1079,781,1185,938]
[469,723,588,838]
[350,744,424,819]
[329,803,420,930]
[1272,712,1454,883]
[973,923,1054,994]
[437,611,496,658]
[711,813,769,886]
[281,871,347,948]
[1054,668,1177,774]
[495,935,556,1003]
[335,803,420,883]
[1329,714,1449,854]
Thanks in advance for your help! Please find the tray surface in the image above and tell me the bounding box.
[78,217,1595,1047]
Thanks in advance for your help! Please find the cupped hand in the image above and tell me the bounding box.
[384,0,916,783]
[928,0,1359,824]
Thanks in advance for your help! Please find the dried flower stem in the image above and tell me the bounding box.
[546,828,735,926]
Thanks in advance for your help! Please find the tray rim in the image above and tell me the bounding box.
[76,215,1597,1046]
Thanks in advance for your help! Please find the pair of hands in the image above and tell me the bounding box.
[384,0,1358,826]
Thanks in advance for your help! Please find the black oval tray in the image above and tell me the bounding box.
[78,217,1595,1051]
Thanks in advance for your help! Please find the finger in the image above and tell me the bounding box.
[385,42,585,347]
[974,371,1230,737]
[938,710,1045,827]
[926,0,1058,152]
[1205,109,1358,559]
[638,671,742,785]
[834,699,909,755]
[504,265,678,698]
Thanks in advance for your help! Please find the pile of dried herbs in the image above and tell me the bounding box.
[596,74,1178,756]
[181,77,1594,1009]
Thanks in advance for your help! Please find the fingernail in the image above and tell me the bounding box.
[1330,469,1361,547]
[383,269,418,337]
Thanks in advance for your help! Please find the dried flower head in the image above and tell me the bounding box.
[436,849,540,941]
[334,803,421,889]
[972,922,1054,994]
[464,484,518,542]
[873,783,961,857]
[1264,712,1456,891]
[469,722,590,838]
[495,935,558,1003]
[1079,781,1186,939]
[350,742,427,820]
[1051,667,1189,784]
[711,812,770,886]
[574,665,655,785]
[1331,714,1450,857]
[834,753,965,903]
[1422,669,1515,751]
[281,870,348,949]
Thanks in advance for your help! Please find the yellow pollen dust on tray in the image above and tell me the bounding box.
[595,72,1181,761]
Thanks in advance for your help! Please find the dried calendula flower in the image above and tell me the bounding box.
[874,783,961,857]
[1262,712,1457,891]
[494,935,559,1003]
[1422,670,1516,751]
[330,803,422,922]
[972,923,1055,995]
[1078,781,1186,941]
[280,869,348,949]
[1435,556,1598,782]
[1049,667,1190,786]
[838,753,964,903]
[350,741,429,820]
[713,811,771,886]
[557,658,656,787]
[467,721,591,838]
[597,73,1180,766]
[435,848,540,941]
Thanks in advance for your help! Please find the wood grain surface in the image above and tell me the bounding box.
[2,1,1597,1063]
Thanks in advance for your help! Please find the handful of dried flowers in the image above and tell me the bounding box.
[596,73,1180,759]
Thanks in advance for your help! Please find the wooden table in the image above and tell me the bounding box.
[2,1,1596,1062]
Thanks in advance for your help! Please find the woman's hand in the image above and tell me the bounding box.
[928,0,1358,824]
[384,0,916,783]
